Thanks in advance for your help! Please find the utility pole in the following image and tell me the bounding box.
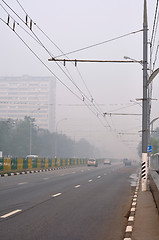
[141,0,148,191]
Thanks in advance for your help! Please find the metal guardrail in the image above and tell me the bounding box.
[0,157,88,173]
[149,169,159,214]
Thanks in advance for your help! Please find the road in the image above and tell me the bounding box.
[0,163,137,240]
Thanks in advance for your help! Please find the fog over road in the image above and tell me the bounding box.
[0,163,137,240]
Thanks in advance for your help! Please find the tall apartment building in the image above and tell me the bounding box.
[0,76,56,132]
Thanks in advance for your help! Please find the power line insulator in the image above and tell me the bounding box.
[13,21,15,31]
[26,14,28,25]
[30,19,32,30]
[7,15,10,25]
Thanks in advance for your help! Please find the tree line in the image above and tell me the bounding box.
[0,117,99,158]
[151,127,159,154]
[137,126,159,157]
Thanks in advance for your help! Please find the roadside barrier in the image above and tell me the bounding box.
[0,157,88,173]
[149,169,159,213]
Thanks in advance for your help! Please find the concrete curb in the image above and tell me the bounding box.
[0,166,72,177]
[123,174,140,240]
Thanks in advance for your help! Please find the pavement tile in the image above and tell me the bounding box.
[132,189,159,240]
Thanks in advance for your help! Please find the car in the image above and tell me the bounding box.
[104,160,111,165]
[123,158,131,166]
[124,160,131,166]
[25,155,38,160]
[87,159,98,167]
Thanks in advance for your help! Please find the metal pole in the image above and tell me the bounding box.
[141,0,148,191]
[29,120,32,155]
[55,118,67,157]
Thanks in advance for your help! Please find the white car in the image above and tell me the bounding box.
[104,160,111,165]
[87,159,98,167]
[25,155,38,160]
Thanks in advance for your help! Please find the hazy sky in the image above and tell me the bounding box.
[1,0,159,160]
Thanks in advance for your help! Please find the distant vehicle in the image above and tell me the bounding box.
[123,158,131,166]
[87,159,98,167]
[104,160,111,165]
[25,155,38,160]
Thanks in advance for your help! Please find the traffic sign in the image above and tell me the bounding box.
[147,145,152,152]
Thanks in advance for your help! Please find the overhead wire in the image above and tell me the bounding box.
[0,5,107,128]
[152,12,159,70]
[34,20,140,130]
[1,1,108,128]
[150,0,159,70]
[149,0,159,134]
[150,0,159,47]
[0,4,97,114]
[35,23,108,125]
[14,0,143,131]
[2,0,94,108]
[0,17,82,103]
[0,0,142,139]
[54,29,143,58]
[13,0,112,128]
[1,0,139,137]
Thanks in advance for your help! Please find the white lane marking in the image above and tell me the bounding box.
[0,209,22,218]
[130,207,136,212]
[132,202,137,206]
[125,226,133,232]
[97,176,101,179]
[72,171,76,174]
[18,182,28,185]
[88,179,92,182]
[43,178,49,180]
[52,193,62,198]
[128,216,134,221]
[74,185,80,188]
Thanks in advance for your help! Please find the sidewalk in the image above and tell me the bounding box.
[132,188,159,240]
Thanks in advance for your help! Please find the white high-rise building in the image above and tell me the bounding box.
[0,76,56,132]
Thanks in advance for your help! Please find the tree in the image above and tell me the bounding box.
[0,117,100,158]
[150,127,159,154]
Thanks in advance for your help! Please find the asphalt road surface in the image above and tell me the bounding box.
[0,163,137,240]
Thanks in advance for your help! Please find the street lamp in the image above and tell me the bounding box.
[29,107,40,155]
[125,2,148,191]
[56,118,67,133]
[124,56,143,66]
[150,117,159,134]
[130,99,142,107]
[55,118,67,157]
[124,2,159,191]
[124,2,148,191]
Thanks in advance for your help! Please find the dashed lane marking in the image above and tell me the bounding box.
[126,226,133,232]
[97,176,101,179]
[0,209,22,218]
[52,193,62,198]
[18,182,28,185]
[74,185,80,188]
[128,216,134,222]
[88,179,92,182]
